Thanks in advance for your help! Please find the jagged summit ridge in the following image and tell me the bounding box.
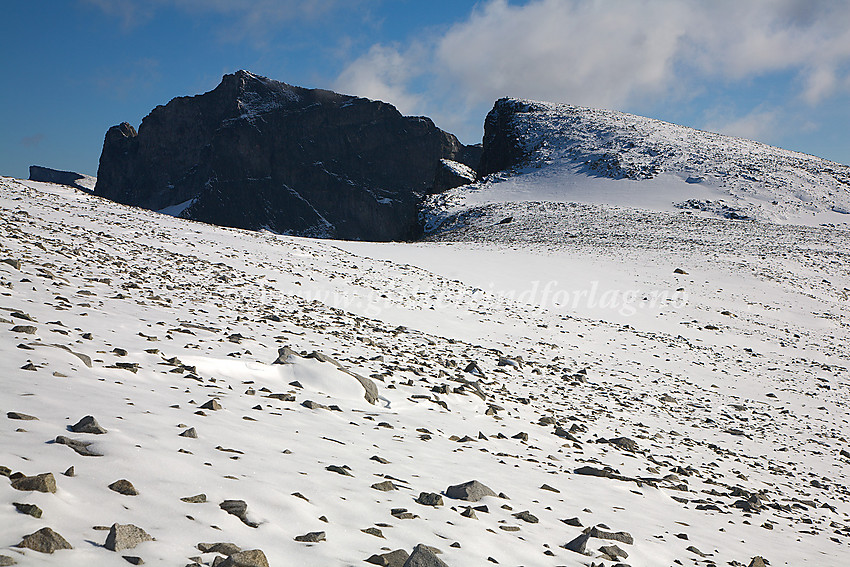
[94,70,479,241]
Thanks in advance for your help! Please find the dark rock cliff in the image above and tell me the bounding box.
[95,70,478,241]
[477,98,531,177]
[29,165,89,191]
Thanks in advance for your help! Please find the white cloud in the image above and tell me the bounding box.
[84,0,359,40]
[703,106,782,144]
[335,0,850,142]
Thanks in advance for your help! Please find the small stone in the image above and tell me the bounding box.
[105,523,153,551]
[0,554,17,566]
[371,480,398,492]
[599,544,628,560]
[109,479,139,496]
[564,532,590,554]
[13,502,43,518]
[294,531,326,543]
[513,510,538,523]
[415,492,444,507]
[16,527,72,553]
[1,258,22,270]
[54,435,102,456]
[11,326,37,334]
[326,464,353,476]
[220,500,258,527]
[197,542,242,555]
[63,466,75,477]
[122,556,144,565]
[200,399,222,410]
[180,427,198,438]
[366,549,410,567]
[748,557,768,567]
[6,412,38,420]
[362,527,385,538]
[181,494,207,503]
[11,472,56,493]
[70,415,107,434]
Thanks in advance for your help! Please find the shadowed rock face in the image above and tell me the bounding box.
[95,70,478,241]
[29,165,88,190]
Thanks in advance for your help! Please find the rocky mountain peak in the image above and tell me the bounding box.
[94,71,479,241]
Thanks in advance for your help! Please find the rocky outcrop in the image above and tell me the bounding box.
[95,70,479,241]
[28,166,90,191]
[477,98,533,176]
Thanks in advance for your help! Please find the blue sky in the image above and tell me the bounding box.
[3,0,850,179]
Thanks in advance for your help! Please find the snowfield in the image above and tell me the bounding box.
[1,176,849,567]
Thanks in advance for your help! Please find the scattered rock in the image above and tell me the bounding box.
[109,479,139,496]
[326,464,353,476]
[11,472,56,493]
[403,544,449,567]
[70,415,107,434]
[272,346,297,364]
[415,492,444,507]
[220,500,258,527]
[599,543,629,560]
[10,325,37,334]
[199,399,222,411]
[105,523,153,551]
[181,494,207,503]
[748,557,768,567]
[294,531,326,543]
[366,549,410,567]
[0,554,17,566]
[16,527,72,553]
[564,532,590,554]
[13,502,43,518]
[54,435,102,456]
[219,550,270,567]
[372,480,398,491]
[445,480,496,502]
[6,412,38,420]
[180,427,198,438]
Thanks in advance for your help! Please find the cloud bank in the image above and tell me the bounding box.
[335,0,850,143]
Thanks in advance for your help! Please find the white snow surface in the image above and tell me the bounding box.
[426,98,850,232]
[1,176,849,566]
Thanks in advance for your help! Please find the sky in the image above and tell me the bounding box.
[2,0,850,179]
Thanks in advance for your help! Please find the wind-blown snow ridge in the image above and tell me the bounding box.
[427,98,850,231]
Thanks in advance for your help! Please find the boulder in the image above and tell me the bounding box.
[445,480,496,502]
[104,523,153,552]
[16,527,72,553]
[402,544,449,567]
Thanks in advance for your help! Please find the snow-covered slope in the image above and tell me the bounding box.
[2,176,850,566]
[426,98,850,232]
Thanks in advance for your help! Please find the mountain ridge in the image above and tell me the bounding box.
[425,97,850,235]
[95,70,479,241]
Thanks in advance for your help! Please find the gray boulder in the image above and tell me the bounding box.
[105,523,153,551]
[445,480,496,502]
[70,415,107,434]
[16,527,72,553]
[402,544,449,567]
